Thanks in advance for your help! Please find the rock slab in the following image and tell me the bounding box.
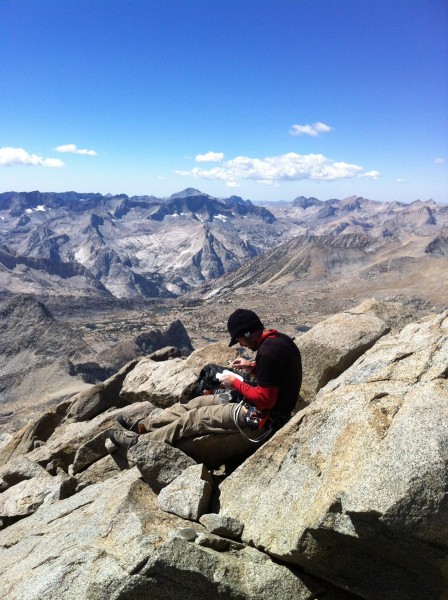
[157,464,213,521]
[219,311,448,600]
[129,439,196,491]
[0,466,350,599]
[299,300,390,401]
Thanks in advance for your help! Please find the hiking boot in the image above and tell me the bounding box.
[106,428,139,453]
[116,414,144,433]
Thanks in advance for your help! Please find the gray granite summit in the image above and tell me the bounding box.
[219,310,448,600]
[0,306,446,599]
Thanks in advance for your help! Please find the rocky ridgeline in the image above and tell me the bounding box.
[0,301,447,599]
[1,189,447,300]
[0,295,195,434]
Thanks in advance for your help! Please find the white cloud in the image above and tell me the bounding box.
[0,147,65,168]
[434,157,446,164]
[195,151,224,162]
[175,152,376,184]
[55,144,97,156]
[256,179,280,187]
[396,178,408,183]
[358,170,381,179]
[289,122,332,137]
[226,181,240,188]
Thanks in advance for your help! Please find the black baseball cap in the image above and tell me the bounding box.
[227,309,264,346]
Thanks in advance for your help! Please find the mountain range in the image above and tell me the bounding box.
[1,188,447,302]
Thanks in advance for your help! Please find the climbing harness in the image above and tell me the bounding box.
[232,401,272,443]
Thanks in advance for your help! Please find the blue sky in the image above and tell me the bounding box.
[1,0,447,203]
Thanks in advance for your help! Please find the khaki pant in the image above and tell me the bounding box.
[140,395,244,446]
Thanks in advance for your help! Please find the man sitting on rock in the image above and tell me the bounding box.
[106,309,302,452]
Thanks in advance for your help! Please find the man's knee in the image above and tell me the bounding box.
[184,394,217,409]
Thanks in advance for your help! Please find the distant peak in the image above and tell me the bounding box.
[410,199,436,206]
[292,196,321,209]
[224,195,253,207]
[170,188,204,199]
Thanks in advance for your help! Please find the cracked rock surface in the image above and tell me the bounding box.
[0,306,446,599]
[0,467,354,600]
[219,311,448,600]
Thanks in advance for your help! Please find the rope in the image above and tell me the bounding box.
[232,401,272,443]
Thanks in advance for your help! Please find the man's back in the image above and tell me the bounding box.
[256,332,302,416]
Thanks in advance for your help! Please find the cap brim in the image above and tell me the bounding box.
[228,338,238,347]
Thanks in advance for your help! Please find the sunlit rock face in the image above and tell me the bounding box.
[0,306,446,599]
[219,311,448,600]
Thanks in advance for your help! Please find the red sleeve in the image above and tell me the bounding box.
[233,379,279,411]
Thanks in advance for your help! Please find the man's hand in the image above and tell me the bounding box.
[231,357,254,370]
[220,373,237,388]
